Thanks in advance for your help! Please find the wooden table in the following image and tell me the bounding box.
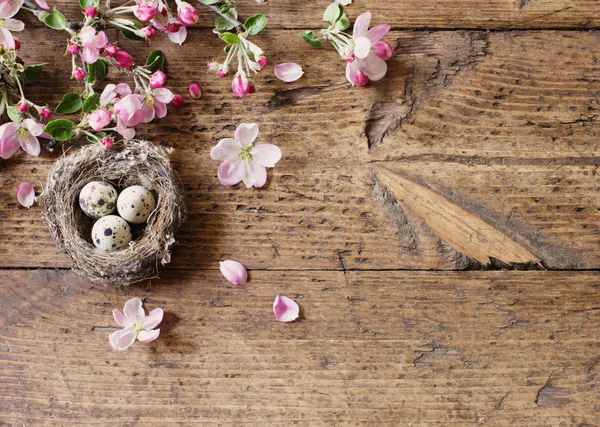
[1,0,599,424]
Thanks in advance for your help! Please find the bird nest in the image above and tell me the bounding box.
[42,140,186,286]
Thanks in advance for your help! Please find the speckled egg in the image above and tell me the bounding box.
[91,215,132,252]
[79,180,118,219]
[117,185,156,224]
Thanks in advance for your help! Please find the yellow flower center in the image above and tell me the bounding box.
[239,146,253,162]
[18,127,28,138]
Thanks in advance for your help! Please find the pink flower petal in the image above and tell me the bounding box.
[0,0,24,19]
[335,0,352,4]
[109,327,137,351]
[143,307,163,330]
[274,62,304,83]
[219,260,247,286]
[112,309,129,327]
[123,297,144,321]
[0,27,15,49]
[35,0,50,10]
[167,25,187,45]
[367,24,391,44]
[16,182,34,208]
[217,159,245,186]
[242,161,267,188]
[353,11,371,39]
[137,328,160,342]
[4,18,23,31]
[234,123,259,147]
[210,138,239,161]
[354,36,372,60]
[359,52,388,81]
[273,295,299,322]
[0,122,20,159]
[18,131,40,156]
[251,144,282,168]
[153,87,174,103]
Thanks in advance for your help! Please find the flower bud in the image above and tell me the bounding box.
[150,70,167,88]
[178,2,199,27]
[345,52,355,63]
[85,7,98,18]
[136,5,158,22]
[115,50,134,68]
[354,70,368,86]
[373,41,395,61]
[218,70,228,78]
[101,137,114,149]
[188,81,201,99]
[17,102,28,113]
[168,22,180,33]
[67,43,80,55]
[258,56,268,67]
[41,108,52,120]
[231,73,252,97]
[171,95,184,109]
[14,39,20,49]
[73,68,86,80]
[143,27,157,38]
[105,44,118,57]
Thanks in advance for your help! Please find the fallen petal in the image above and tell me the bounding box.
[274,62,304,83]
[219,260,247,285]
[273,295,300,322]
[109,327,137,351]
[16,182,35,208]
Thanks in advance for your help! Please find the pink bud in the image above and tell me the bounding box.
[115,50,134,68]
[188,82,201,99]
[14,39,20,50]
[136,5,158,22]
[150,70,167,88]
[373,41,395,61]
[168,22,180,33]
[101,137,114,149]
[258,56,268,67]
[178,3,199,27]
[231,73,252,98]
[105,44,118,57]
[218,70,228,78]
[345,52,355,63]
[354,70,368,86]
[143,27,157,38]
[85,7,98,18]
[67,43,80,55]
[41,108,52,120]
[160,7,168,17]
[171,95,184,109]
[17,102,28,113]
[73,68,86,80]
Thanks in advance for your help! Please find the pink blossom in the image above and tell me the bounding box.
[374,40,395,61]
[88,108,112,131]
[85,7,98,18]
[140,87,174,123]
[210,123,281,188]
[16,182,35,208]
[109,297,163,351]
[73,67,86,80]
[231,72,253,98]
[219,260,247,286]
[143,26,157,38]
[177,1,198,27]
[150,70,166,88]
[167,21,187,45]
[115,94,144,127]
[345,12,391,86]
[105,44,118,57]
[115,50,134,68]
[135,4,158,22]
[17,101,28,113]
[41,108,52,120]
[274,62,304,83]
[0,0,25,49]
[100,83,132,106]
[67,43,80,55]
[101,137,114,149]
[258,56,268,67]
[79,26,108,64]
[171,95,184,108]
[0,119,44,158]
[188,81,201,99]
[273,295,299,322]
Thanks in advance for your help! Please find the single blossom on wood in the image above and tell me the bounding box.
[109,297,163,351]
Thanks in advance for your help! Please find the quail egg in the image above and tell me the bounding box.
[117,185,156,224]
[79,180,117,219]
[91,215,132,252]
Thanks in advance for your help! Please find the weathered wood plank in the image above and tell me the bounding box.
[2,30,600,270]
[29,0,600,30]
[0,270,598,424]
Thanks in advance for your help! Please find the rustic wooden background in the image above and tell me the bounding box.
[1,0,600,425]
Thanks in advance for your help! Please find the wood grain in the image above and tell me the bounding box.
[1,269,598,425]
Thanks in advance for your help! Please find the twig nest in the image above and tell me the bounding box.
[42,140,186,286]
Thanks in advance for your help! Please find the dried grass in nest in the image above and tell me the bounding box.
[42,140,186,286]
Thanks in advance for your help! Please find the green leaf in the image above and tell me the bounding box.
[45,119,74,141]
[334,10,350,30]
[86,131,106,143]
[323,3,343,24]
[44,10,67,30]
[24,64,43,82]
[214,8,237,31]
[87,59,108,83]
[145,50,165,73]
[7,106,23,123]
[79,0,99,8]
[82,93,100,114]
[219,32,240,45]
[121,29,145,41]
[302,31,323,48]
[244,14,267,35]
[219,4,229,13]
[56,93,82,115]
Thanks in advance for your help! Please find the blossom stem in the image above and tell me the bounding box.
[196,0,246,33]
